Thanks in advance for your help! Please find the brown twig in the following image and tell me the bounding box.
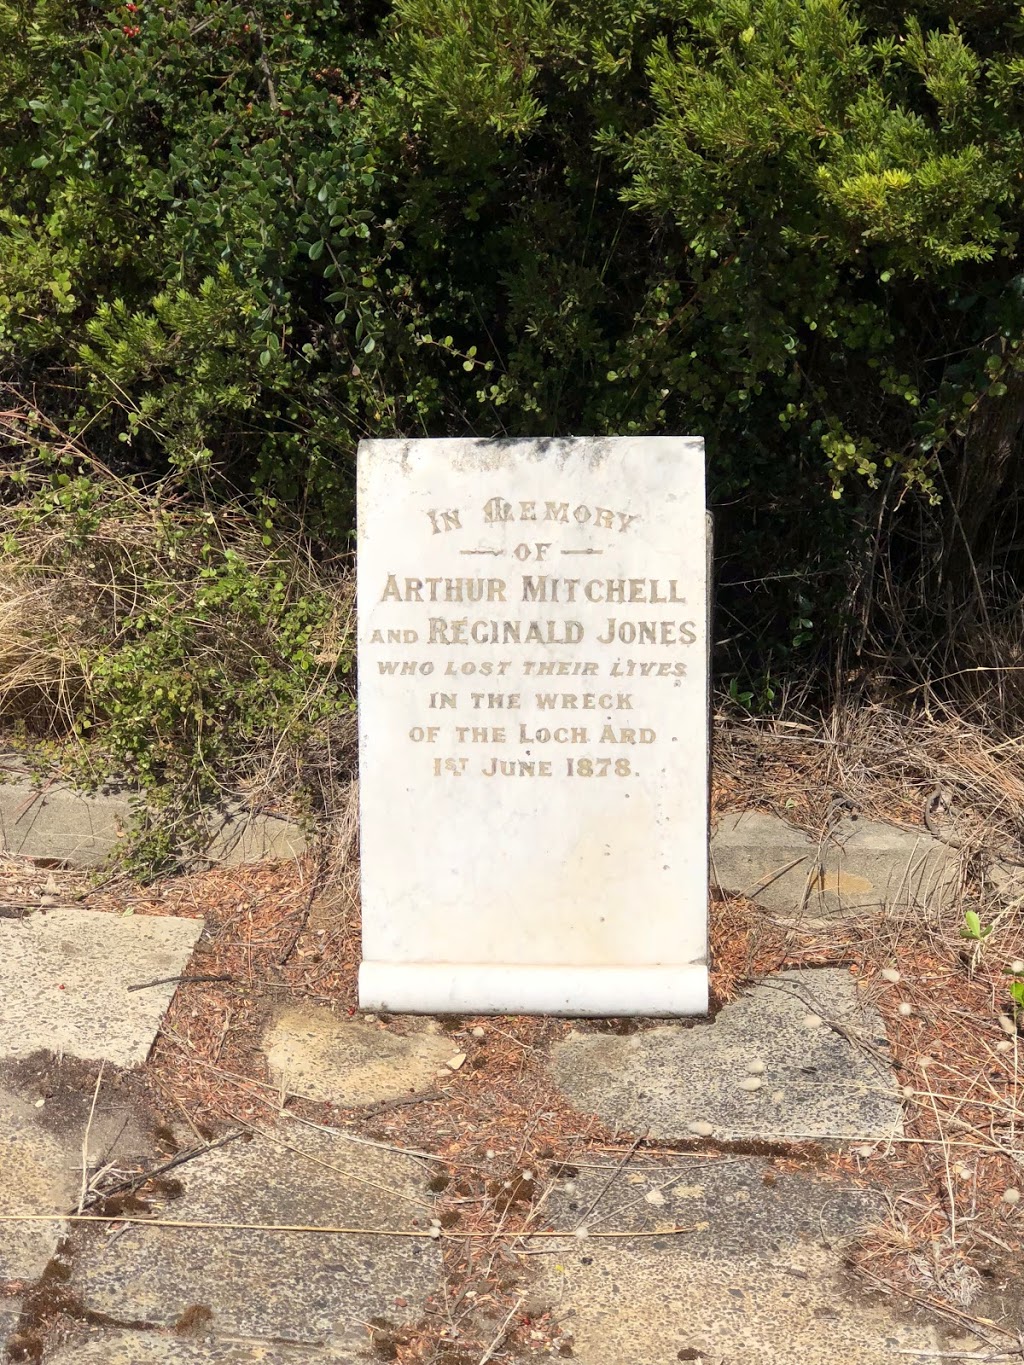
[351,1088,446,1119]
[0,1213,702,1240]
[76,1130,244,1213]
[127,973,233,993]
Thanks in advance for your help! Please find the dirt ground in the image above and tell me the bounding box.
[2,708,1023,1361]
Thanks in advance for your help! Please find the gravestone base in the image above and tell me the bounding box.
[359,961,709,1016]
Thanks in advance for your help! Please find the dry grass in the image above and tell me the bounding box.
[715,702,1024,871]
[0,406,357,853]
[4,690,1024,1353]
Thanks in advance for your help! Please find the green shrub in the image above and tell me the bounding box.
[5,0,1024,708]
[0,414,355,869]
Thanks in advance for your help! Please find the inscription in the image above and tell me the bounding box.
[363,489,700,782]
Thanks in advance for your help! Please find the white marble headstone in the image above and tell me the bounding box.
[357,437,708,1015]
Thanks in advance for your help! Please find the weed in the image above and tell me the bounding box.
[960,910,993,944]
[0,415,356,873]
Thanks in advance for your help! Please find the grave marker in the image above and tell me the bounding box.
[357,437,708,1015]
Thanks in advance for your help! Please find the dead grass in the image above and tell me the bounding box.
[4,702,1024,1357]
[0,407,358,860]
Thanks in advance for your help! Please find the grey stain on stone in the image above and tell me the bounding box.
[553,968,904,1140]
[527,1157,945,1365]
[72,1121,442,1356]
[45,1330,338,1362]
[0,908,204,1068]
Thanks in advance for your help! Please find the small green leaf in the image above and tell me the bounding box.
[308,239,324,261]
[961,909,983,939]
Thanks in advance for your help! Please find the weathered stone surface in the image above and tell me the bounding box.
[0,1067,158,1283]
[0,1302,19,1349]
[711,810,960,916]
[0,1084,73,1281]
[552,968,904,1141]
[358,436,709,1016]
[527,1157,946,1365]
[73,1121,442,1356]
[0,908,203,1067]
[987,859,1024,904]
[0,777,132,866]
[0,771,305,869]
[45,1330,336,1362]
[198,802,307,867]
[262,1005,453,1105]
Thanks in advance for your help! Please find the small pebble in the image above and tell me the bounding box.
[429,1217,441,1227]
[998,1015,1018,1036]
[1001,1188,1020,1206]
[953,1164,972,1181]
[738,1077,763,1093]
[485,1149,495,1160]
[996,1040,1014,1054]
[471,1026,486,1038]
[1010,960,1024,975]
[446,1052,467,1071]
[771,1090,785,1103]
[897,1002,914,1017]
[33,1098,45,1109]
[644,1189,665,1206]
[746,1060,766,1075]
[803,1013,823,1030]
[687,1120,714,1137]
[880,968,901,984]
[363,1013,377,1023]
[856,1145,874,1159]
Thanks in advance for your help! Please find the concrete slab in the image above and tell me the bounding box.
[198,802,306,867]
[987,858,1024,904]
[263,1005,454,1105]
[552,968,904,1140]
[527,1157,946,1365]
[0,1069,157,1284]
[0,778,132,866]
[0,908,203,1068]
[0,1085,74,1282]
[44,1330,339,1362]
[73,1121,442,1356]
[0,771,305,869]
[0,1301,20,1348]
[711,810,960,917]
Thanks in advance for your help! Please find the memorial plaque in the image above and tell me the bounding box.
[357,437,708,1015]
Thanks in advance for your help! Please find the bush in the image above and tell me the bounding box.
[4,0,1024,716]
[0,406,355,868]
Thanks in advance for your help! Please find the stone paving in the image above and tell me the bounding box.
[0,908,204,1068]
[526,1158,945,1365]
[0,951,1008,1364]
[552,968,905,1141]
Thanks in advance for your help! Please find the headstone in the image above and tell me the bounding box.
[357,437,708,1015]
